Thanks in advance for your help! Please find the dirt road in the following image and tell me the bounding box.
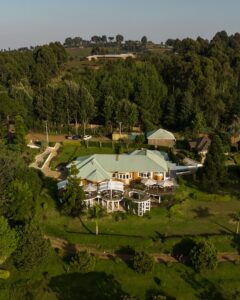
[27,132,67,143]
[46,235,240,263]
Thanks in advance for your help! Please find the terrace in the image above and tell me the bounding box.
[63,177,178,216]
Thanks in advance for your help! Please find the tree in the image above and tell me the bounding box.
[0,216,18,264]
[191,111,207,134]
[141,36,148,46]
[13,222,50,271]
[103,95,115,129]
[88,204,106,235]
[132,251,155,273]
[115,99,138,131]
[135,134,145,145]
[0,147,24,199]
[64,37,73,47]
[61,165,85,217]
[70,250,96,272]
[190,240,218,271]
[116,34,124,44]
[5,179,34,222]
[101,35,107,44]
[201,135,226,193]
[14,115,26,148]
[77,85,96,136]
[108,37,115,43]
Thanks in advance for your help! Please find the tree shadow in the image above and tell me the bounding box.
[79,216,94,234]
[49,271,129,300]
[210,220,234,234]
[152,231,167,243]
[114,246,135,266]
[192,206,213,218]
[65,230,143,239]
[177,269,225,300]
[154,276,161,286]
[172,238,196,263]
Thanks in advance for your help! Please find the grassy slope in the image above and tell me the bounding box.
[51,144,116,169]
[2,254,240,300]
[38,179,240,253]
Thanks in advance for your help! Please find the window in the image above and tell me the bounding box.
[139,172,149,178]
[116,173,132,180]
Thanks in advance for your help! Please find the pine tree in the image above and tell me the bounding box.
[13,222,50,271]
[201,135,226,193]
[61,165,85,217]
[14,115,26,148]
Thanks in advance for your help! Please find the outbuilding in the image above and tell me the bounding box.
[147,128,176,148]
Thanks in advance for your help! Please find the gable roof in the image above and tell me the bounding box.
[68,150,169,182]
[147,128,176,140]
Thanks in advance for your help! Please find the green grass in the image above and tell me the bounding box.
[2,255,240,300]
[66,47,93,58]
[51,144,115,169]
[94,260,240,300]
[38,182,240,254]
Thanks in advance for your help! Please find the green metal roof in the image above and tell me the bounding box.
[147,128,175,140]
[68,150,169,182]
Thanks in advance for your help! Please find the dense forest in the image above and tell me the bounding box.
[0,31,240,139]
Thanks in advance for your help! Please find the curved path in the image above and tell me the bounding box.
[45,235,240,263]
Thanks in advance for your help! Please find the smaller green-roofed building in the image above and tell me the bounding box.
[147,128,176,148]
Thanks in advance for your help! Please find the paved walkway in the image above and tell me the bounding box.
[30,143,62,179]
[46,235,240,263]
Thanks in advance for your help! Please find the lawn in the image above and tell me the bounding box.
[38,181,240,254]
[2,254,240,300]
[51,143,116,169]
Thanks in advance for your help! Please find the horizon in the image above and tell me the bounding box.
[1,0,240,49]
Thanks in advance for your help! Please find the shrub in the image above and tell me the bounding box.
[70,250,96,272]
[0,269,10,279]
[113,211,127,222]
[190,240,218,271]
[132,251,155,273]
[55,248,64,257]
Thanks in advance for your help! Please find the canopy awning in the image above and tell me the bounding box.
[158,180,174,188]
[141,178,157,186]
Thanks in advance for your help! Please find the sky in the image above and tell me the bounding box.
[0,0,240,49]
